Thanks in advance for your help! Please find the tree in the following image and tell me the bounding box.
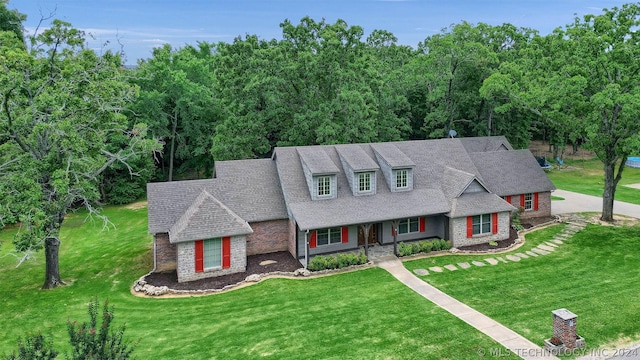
[132,43,219,180]
[0,0,25,44]
[482,4,640,221]
[0,19,159,288]
[67,299,137,359]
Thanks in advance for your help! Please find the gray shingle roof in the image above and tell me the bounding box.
[147,158,287,234]
[469,150,556,196]
[370,143,416,168]
[335,144,380,171]
[169,190,253,243]
[149,136,555,236]
[297,147,340,174]
[449,193,516,217]
[459,136,513,153]
[291,189,449,230]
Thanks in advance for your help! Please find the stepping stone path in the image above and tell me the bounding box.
[415,215,588,275]
[484,258,499,265]
[531,248,550,255]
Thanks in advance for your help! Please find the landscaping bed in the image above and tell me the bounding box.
[144,251,302,291]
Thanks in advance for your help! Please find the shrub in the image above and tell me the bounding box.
[397,242,412,257]
[419,240,433,253]
[308,253,368,271]
[67,299,137,360]
[3,333,58,360]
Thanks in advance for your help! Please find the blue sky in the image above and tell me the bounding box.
[8,0,630,65]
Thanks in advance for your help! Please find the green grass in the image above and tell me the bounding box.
[0,206,517,359]
[547,158,640,205]
[404,223,640,353]
[551,195,565,201]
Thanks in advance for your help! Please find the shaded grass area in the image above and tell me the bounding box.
[405,223,640,352]
[0,206,517,359]
[548,158,640,205]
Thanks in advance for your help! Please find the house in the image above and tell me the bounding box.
[147,136,555,282]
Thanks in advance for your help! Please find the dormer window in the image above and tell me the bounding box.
[358,172,371,192]
[395,169,408,189]
[317,176,332,197]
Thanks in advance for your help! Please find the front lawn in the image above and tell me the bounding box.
[547,158,640,205]
[404,223,640,352]
[0,206,516,359]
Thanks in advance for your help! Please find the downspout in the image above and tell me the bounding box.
[304,229,309,269]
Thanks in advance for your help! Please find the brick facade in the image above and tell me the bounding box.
[288,219,297,258]
[450,211,511,247]
[246,219,290,255]
[154,233,176,272]
[176,235,247,283]
[552,309,580,349]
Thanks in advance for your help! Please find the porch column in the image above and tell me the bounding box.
[391,220,399,256]
[360,223,372,257]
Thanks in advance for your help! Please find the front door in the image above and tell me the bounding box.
[358,224,378,246]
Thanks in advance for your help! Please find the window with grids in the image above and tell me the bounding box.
[524,193,533,210]
[317,176,332,197]
[398,217,419,234]
[316,228,342,246]
[395,169,408,189]
[203,238,222,268]
[472,214,491,235]
[358,172,372,192]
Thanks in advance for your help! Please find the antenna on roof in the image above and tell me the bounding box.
[448,129,457,138]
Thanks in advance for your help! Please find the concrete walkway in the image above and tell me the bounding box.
[375,256,559,359]
[552,190,640,219]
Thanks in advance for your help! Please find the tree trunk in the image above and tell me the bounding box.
[601,157,626,222]
[42,237,64,289]
[168,111,178,182]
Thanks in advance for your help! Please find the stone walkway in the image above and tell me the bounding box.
[412,215,587,276]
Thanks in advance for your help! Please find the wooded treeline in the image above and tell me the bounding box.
[2,3,640,288]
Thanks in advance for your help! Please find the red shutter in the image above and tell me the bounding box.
[341,227,349,243]
[466,216,473,238]
[419,217,426,232]
[534,193,539,211]
[194,240,204,273]
[310,231,317,248]
[391,226,395,236]
[506,195,512,204]
[520,194,525,208]
[222,237,231,269]
[492,213,498,234]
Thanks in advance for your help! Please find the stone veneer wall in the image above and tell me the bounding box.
[245,219,290,255]
[511,191,552,220]
[154,233,176,272]
[450,211,511,248]
[176,235,247,283]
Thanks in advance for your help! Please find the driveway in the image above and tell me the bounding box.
[552,189,640,219]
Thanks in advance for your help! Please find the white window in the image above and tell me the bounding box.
[398,217,419,234]
[395,169,408,189]
[317,228,342,246]
[472,214,491,235]
[358,172,372,192]
[317,176,331,197]
[524,193,533,210]
[203,238,222,269]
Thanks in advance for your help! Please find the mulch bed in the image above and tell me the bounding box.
[144,251,302,291]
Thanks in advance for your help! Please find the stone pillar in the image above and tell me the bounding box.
[552,308,578,349]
